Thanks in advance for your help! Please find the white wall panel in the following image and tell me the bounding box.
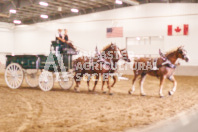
[0,22,14,53]
[12,3,198,66]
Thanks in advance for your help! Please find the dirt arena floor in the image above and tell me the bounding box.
[0,74,198,132]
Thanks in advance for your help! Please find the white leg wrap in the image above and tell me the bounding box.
[172,81,177,92]
[132,85,135,92]
[129,85,135,94]
[140,82,144,93]
[169,81,177,95]
[159,86,164,97]
[140,78,146,96]
[169,90,174,95]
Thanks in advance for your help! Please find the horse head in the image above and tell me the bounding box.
[177,46,189,62]
[102,43,122,61]
[120,48,131,62]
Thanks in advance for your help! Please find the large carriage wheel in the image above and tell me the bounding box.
[25,69,39,87]
[59,73,74,90]
[5,63,24,89]
[39,71,54,91]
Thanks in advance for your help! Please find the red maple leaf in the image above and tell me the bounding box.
[175,27,181,33]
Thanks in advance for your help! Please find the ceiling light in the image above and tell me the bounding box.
[9,9,16,14]
[39,1,48,6]
[13,20,21,24]
[115,0,123,4]
[71,8,79,13]
[136,37,140,41]
[122,0,139,5]
[40,14,48,19]
[58,7,62,11]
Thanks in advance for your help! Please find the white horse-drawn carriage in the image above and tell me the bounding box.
[4,41,78,91]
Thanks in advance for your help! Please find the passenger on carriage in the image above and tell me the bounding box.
[55,28,77,52]
[55,28,65,44]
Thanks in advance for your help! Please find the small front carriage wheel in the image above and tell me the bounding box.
[59,74,74,90]
[39,71,54,91]
[5,63,24,89]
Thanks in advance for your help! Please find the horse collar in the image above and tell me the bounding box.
[162,59,176,69]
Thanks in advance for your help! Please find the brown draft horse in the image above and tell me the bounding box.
[73,43,122,94]
[100,48,131,93]
[128,46,189,98]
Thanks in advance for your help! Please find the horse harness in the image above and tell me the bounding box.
[154,57,176,79]
[136,57,177,78]
[159,49,176,69]
[87,52,114,72]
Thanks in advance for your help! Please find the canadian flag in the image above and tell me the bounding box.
[168,24,189,36]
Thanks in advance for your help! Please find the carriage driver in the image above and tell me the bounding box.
[63,29,77,51]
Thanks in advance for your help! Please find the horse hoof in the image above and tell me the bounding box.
[169,91,174,96]
[102,91,106,94]
[92,91,98,95]
[74,87,77,90]
[160,95,164,98]
[88,90,92,92]
[141,93,146,96]
[109,93,114,96]
[128,91,132,94]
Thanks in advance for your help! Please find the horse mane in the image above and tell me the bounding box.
[101,43,112,51]
[165,47,179,56]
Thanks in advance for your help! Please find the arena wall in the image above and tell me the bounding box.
[0,22,14,72]
[0,22,14,53]
[1,3,198,75]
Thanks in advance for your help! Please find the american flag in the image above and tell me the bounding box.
[106,27,123,38]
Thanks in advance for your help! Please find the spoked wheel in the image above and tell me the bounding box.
[59,72,74,90]
[5,63,24,89]
[25,69,39,88]
[39,71,54,91]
